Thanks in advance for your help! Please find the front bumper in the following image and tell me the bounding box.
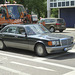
[46,43,74,54]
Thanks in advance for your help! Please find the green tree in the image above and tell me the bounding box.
[7,0,13,3]
[51,8,58,18]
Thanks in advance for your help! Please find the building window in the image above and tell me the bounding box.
[62,2,65,6]
[58,2,61,7]
[71,1,74,6]
[66,1,69,6]
[54,3,57,7]
[50,3,53,7]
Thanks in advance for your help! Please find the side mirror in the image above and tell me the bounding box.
[21,32,27,37]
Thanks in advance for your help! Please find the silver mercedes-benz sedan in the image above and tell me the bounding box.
[0,24,74,56]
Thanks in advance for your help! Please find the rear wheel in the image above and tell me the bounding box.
[59,30,63,32]
[35,44,47,57]
[49,27,55,32]
[0,40,6,50]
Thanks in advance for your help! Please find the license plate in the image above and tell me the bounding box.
[64,47,72,51]
[61,25,65,27]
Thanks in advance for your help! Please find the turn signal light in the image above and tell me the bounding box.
[48,41,52,46]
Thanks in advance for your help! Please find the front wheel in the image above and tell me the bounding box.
[35,44,47,57]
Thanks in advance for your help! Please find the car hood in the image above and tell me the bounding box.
[29,33,72,40]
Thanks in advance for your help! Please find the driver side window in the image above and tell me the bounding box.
[16,27,25,35]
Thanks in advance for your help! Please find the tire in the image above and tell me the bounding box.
[0,40,6,50]
[35,44,47,57]
[49,27,55,32]
[59,30,63,32]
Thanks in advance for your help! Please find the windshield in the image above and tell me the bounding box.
[25,25,49,35]
[7,5,25,19]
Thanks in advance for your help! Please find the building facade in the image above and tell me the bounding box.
[47,0,75,27]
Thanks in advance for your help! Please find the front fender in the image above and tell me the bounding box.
[34,41,46,51]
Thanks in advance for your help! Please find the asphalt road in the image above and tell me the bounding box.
[0,29,75,75]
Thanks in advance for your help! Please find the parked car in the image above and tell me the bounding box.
[40,18,66,32]
[0,24,74,56]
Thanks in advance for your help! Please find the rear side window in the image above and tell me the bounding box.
[2,26,17,33]
[50,19,55,23]
[57,19,65,23]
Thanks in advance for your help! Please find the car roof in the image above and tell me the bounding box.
[5,24,40,27]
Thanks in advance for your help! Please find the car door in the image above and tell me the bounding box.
[15,26,29,50]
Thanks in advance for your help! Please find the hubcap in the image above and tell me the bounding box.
[0,41,3,49]
[50,27,54,32]
[37,46,43,55]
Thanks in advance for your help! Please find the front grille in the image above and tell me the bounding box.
[61,39,72,46]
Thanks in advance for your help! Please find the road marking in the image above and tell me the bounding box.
[0,57,8,62]
[0,53,75,70]
[33,57,47,61]
[63,70,75,75]
[0,65,30,75]
[11,61,55,71]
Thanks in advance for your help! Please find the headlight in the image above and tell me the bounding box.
[48,40,60,46]
[52,41,56,45]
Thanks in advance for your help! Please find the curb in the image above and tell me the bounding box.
[66,28,75,31]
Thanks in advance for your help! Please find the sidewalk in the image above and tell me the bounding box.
[66,28,75,31]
